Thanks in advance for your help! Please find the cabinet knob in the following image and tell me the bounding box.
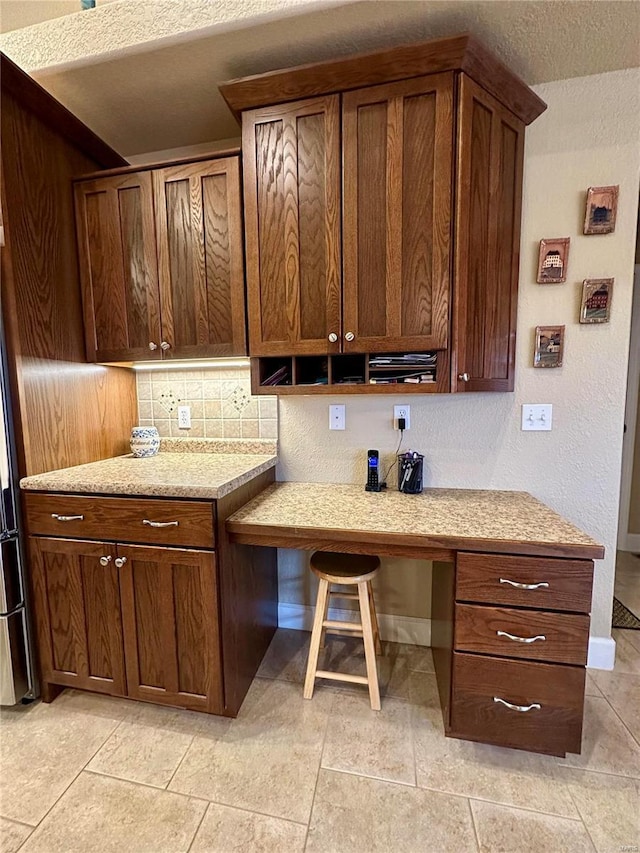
[160,341,171,351]
[114,557,127,568]
[99,556,112,567]
[458,372,470,382]
[328,333,338,343]
[345,332,355,342]
[149,342,158,351]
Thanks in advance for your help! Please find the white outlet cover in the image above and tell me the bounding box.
[178,405,191,429]
[393,404,410,429]
[329,404,345,430]
[521,404,552,431]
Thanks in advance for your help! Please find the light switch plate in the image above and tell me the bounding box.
[521,404,552,431]
[329,404,345,430]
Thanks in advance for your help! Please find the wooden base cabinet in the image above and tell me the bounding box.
[24,472,277,717]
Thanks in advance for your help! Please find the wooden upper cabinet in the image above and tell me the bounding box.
[342,74,454,353]
[242,96,341,356]
[453,76,525,392]
[75,172,161,361]
[29,537,126,696]
[153,158,246,358]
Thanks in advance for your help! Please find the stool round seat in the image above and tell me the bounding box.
[304,550,382,710]
[310,552,380,584]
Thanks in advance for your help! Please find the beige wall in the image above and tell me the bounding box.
[629,366,640,535]
[277,68,640,640]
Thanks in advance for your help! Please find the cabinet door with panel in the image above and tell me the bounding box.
[153,158,247,358]
[342,74,454,353]
[453,75,525,392]
[242,96,341,356]
[118,544,223,713]
[29,537,126,695]
[74,172,161,362]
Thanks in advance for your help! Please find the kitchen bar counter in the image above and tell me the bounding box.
[227,482,604,559]
[20,438,277,500]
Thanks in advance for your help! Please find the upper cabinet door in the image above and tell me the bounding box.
[153,158,247,359]
[242,96,341,356]
[342,74,454,354]
[75,172,162,361]
[453,75,525,392]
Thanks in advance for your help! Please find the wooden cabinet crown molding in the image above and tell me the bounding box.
[219,33,546,126]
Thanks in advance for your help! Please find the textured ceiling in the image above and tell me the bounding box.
[2,0,639,157]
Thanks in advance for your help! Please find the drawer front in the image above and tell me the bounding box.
[456,552,593,613]
[451,652,585,756]
[454,603,590,665]
[24,492,215,548]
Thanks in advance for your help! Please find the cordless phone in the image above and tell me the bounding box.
[365,449,381,492]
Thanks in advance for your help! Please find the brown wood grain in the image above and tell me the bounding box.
[431,559,456,733]
[454,603,590,665]
[452,75,525,392]
[219,34,546,126]
[0,53,126,168]
[74,171,162,362]
[450,652,585,756]
[74,146,241,182]
[0,87,137,478]
[29,537,125,695]
[456,553,595,612]
[153,157,247,358]
[342,74,453,353]
[215,468,278,716]
[118,544,223,713]
[242,97,341,356]
[24,492,216,549]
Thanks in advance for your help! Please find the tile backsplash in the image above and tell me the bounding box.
[136,367,277,440]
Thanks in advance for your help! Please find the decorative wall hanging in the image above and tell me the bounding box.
[534,325,565,368]
[584,185,618,234]
[537,238,570,283]
[579,278,614,324]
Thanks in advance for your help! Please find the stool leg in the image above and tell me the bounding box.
[358,581,381,711]
[304,578,329,700]
[319,582,331,649]
[367,581,382,656]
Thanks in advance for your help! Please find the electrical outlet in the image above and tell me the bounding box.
[177,405,191,429]
[393,404,410,430]
[329,404,345,430]
[521,404,552,431]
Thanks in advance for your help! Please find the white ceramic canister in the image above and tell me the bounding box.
[130,426,160,458]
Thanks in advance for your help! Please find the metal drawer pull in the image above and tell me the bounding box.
[51,514,84,522]
[499,578,549,590]
[493,696,541,713]
[497,630,546,644]
[142,519,179,528]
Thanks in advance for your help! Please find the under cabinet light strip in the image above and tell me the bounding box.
[131,358,251,372]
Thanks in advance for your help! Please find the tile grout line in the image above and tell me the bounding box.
[596,691,640,748]
[562,777,601,853]
[164,733,197,791]
[185,800,210,853]
[303,689,335,851]
[467,797,482,853]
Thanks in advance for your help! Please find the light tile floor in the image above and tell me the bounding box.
[1,630,638,853]
[615,550,640,617]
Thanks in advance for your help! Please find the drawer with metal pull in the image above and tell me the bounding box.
[23,492,215,548]
[454,603,590,665]
[450,652,585,756]
[456,552,593,613]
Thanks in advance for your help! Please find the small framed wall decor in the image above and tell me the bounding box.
[584,185,618,234]
[580,278,613,324]
[537,238,570,283]
[534,325,565,368]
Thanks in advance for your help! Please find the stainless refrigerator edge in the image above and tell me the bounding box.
[0,318,35,706]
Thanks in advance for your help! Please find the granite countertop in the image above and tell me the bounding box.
[20,438,277,500]
[227,482,604,559]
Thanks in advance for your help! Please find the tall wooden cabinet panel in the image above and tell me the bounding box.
[453,75,525,392]
[153,158,247,358]
[74,172,161,362]
[118,544,223,713]
[342,74,454,353]
[242,96,341,356]
[29,538,126,695]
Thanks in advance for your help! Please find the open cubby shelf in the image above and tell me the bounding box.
[252,351,449,394]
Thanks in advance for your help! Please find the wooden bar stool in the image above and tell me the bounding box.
[304,551,382,711]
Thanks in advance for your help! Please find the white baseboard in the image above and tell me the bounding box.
[618,533,640,552]
[587,635,616,670]
[278,602,431,646]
